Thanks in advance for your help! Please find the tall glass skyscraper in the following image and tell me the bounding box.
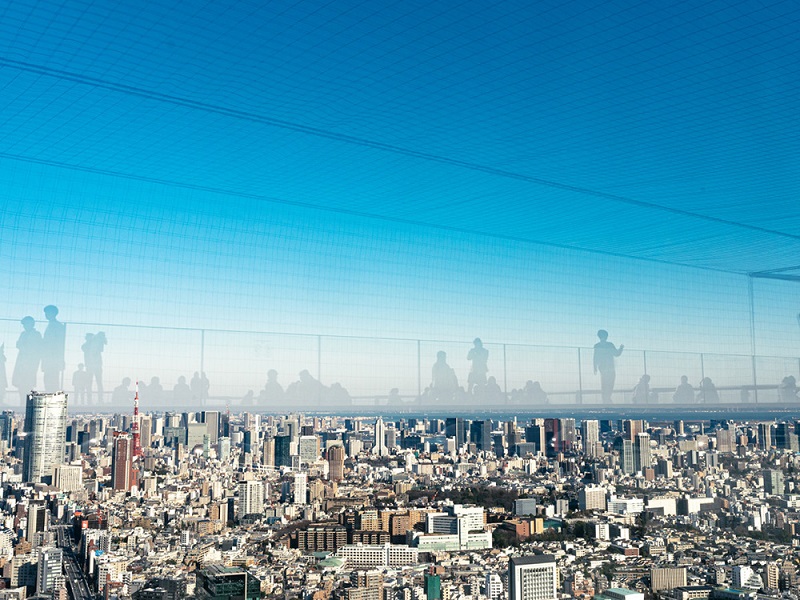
[23,392,68,483]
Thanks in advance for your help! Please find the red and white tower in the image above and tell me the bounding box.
[132,381,143,457]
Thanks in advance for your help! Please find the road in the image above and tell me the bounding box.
[56,524,95,600]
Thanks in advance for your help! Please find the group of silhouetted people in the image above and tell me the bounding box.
[241,369,352,406]
[2,318,798,407]
[1,306,69,402]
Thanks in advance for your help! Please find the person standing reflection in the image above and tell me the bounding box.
[467,338,489,394]
[593,329,623,404]
[82,332,107,403]
[41,305,66,392]
[13,316,42,399]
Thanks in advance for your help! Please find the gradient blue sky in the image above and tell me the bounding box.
[0,0,798,398]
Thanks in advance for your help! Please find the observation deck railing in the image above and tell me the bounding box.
[0,317,798,411]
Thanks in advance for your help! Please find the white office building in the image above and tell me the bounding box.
[509,555,558,600]
[23,392,68,483]
[237,480,264,518]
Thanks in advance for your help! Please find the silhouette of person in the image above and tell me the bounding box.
[147,376,164,404]
[593,330,624,403]
[296,369,325,405]
[672,375,694,403]
[173,376,192,403]
[243,389,255,405]
[524,380,549,404]
[72,363,89,405]
[485,376,504,403]
[259,369,284,404]
[778,376,798,402]
[82,331,106,403]
[111,377,132,405]
[697,377,719,403]
[387,388,402,404]
[12,316,42,397]
[0,345,7,404]
[632,374,651,404]
[431,351,458,401]
[467,338,489,394]
[200,372,210,402]
[41,305,66,392]
[190,372,202,401]
[328,382,351,404]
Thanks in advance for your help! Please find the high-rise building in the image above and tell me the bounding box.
[23,392,68,483]
[614,437,634,475]
[544,419,559,458]
[485,572,503,600]
[765,563,780,590]
[0,410,14,448]
[373,417,387,456]
[299,435,320,465]
[509,555,558,600]
[635,433,652,472]
[202,411,220,445]
[715,428,735,453]
[758,423,773,450]
[764,469,785,495]
[36,547,64,596]
[26,502,48,545]
[238,480,264,519]
[196,565,260,600]
[775,423,798,451]
[139,414,152,450]
[623,419,644,441]
[579,486,607,511]
[328,445,346,482]
[111,432,135,492]
[262,436,275,467]
[470,420,492,453]
[581,420,599,455]
[559,418,577,452]
[294,472,307,505]
[650,567,687,592]
[445,418,466,447]
[424,573,441,600]
[275,435,292,467]
[525,425,545,454]
[53,464,83,493]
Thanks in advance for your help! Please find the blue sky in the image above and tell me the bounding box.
[0,0,798,399]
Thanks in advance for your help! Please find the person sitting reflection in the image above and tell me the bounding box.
[286,369,325,405]
[146,376,164,403]
[524,380,549,404]
[387,388,402,405]
[697,377,720,403]
[632,374,651,404]
[173,375,192,403]
[328,382,351,404]
[778,376,798,402]
[190,372,202,401]
[111,377,132,405]
[431,351,458,403]
[672,375,694,404]
[259,369,284,404]
[485,376,504,403]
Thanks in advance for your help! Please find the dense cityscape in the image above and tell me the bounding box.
[1,389,800,599]
[2,1,799,600]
